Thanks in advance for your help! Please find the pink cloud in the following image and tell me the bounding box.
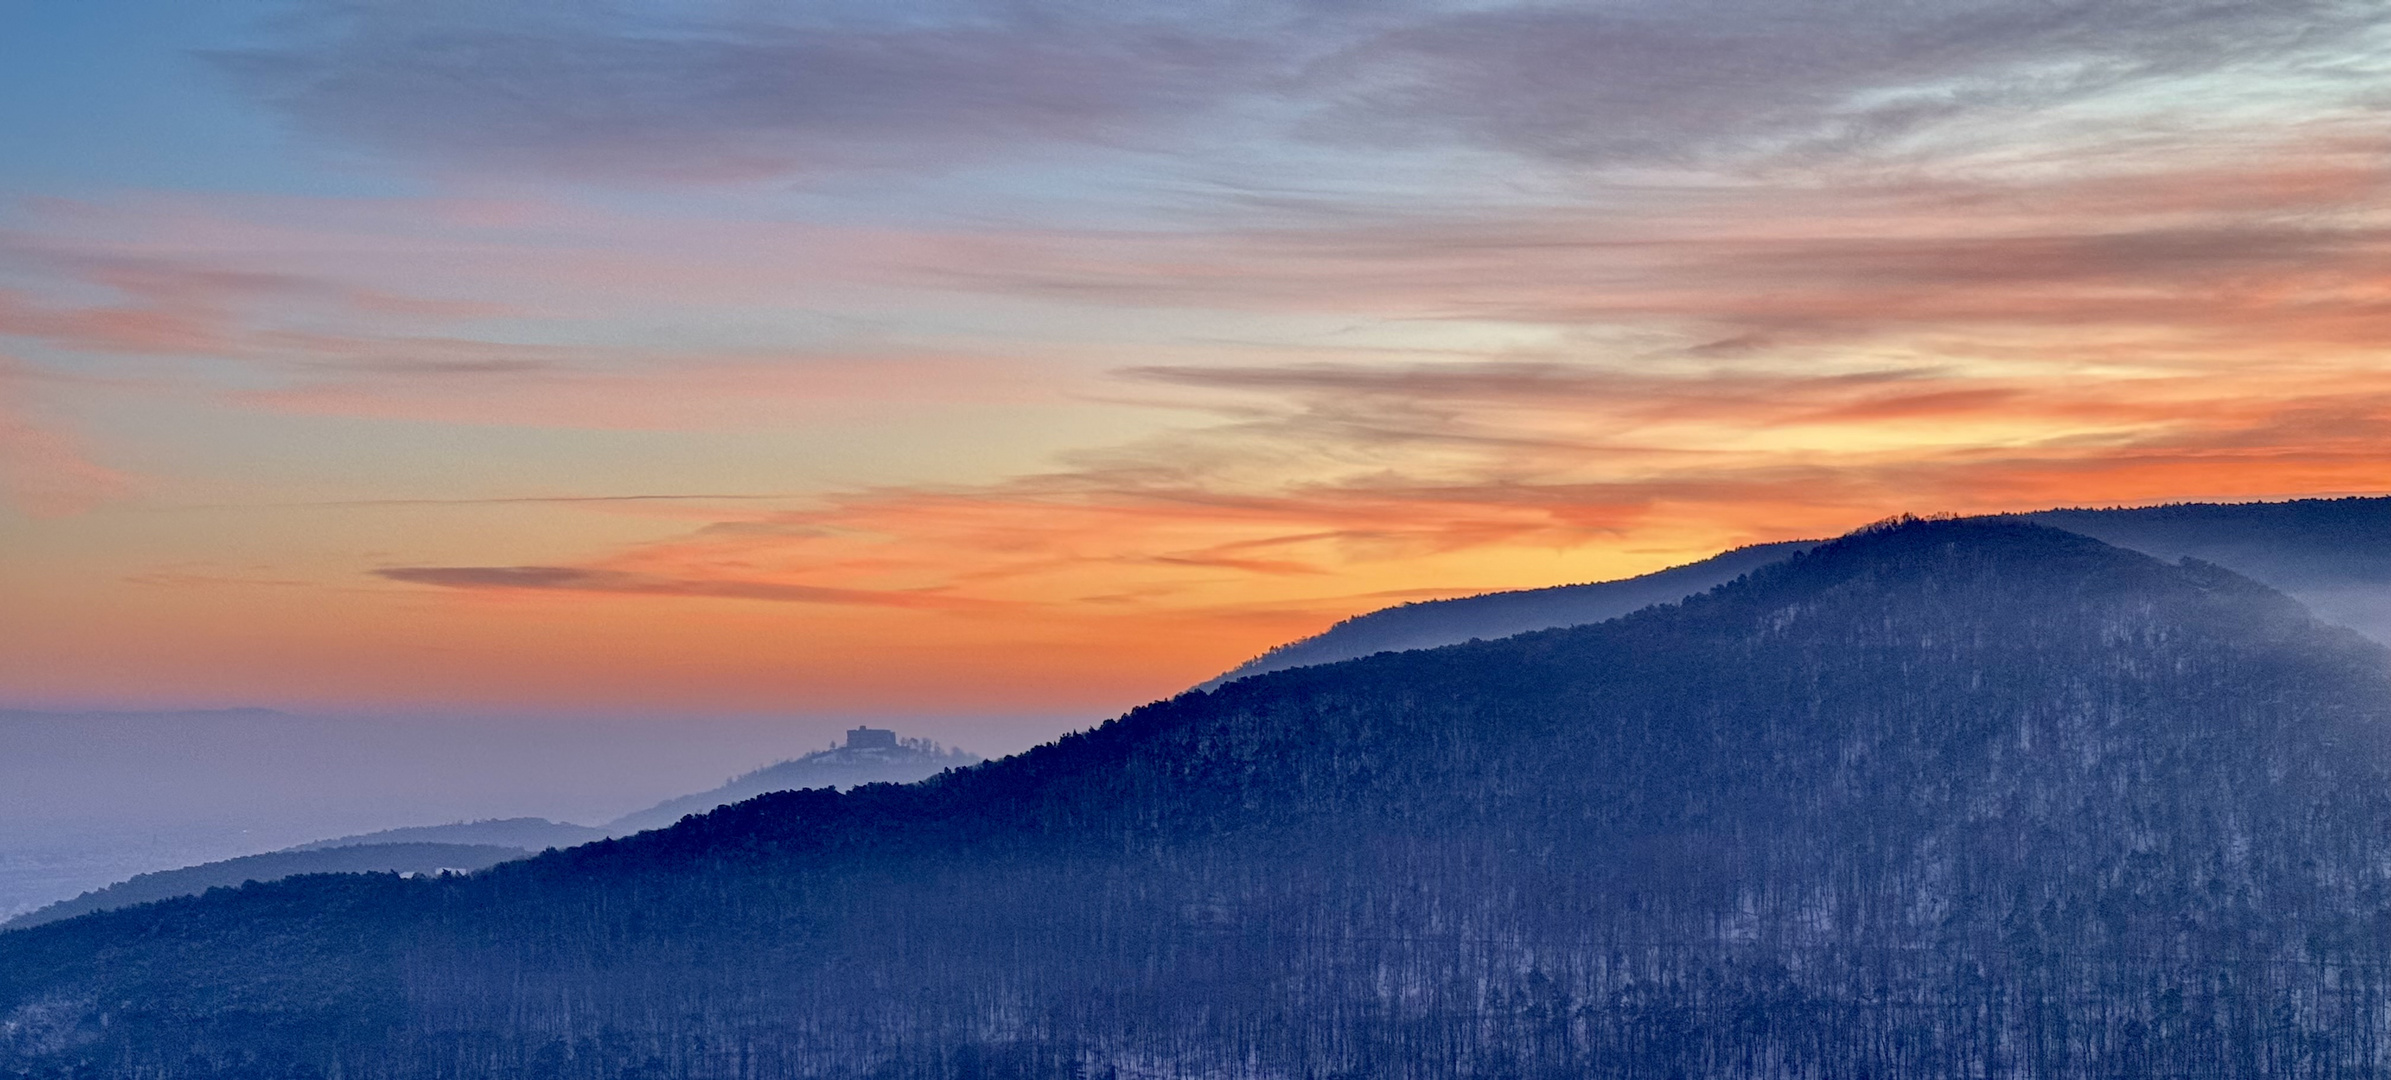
[0,365,135,517]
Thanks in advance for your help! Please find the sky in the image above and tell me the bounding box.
[3,0,2390,729]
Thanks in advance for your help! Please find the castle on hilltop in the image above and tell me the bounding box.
[837,727,967,760]
[844,726,899,751]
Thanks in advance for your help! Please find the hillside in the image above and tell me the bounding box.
[1201,496,2391,688]
[1201,539,1818,687]
[286,818,604,853]
[0,743,972,931]
[6,519,2391,1077]
[2020,495,2391,643]
[604,730,980,835]
[0,843,526,931]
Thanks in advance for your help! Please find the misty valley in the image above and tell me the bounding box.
[7,501,2391,1077]
[15,0,2391,1070]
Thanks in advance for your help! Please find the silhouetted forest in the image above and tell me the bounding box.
[1203,539,1817,686]
[1209,496,2391,693]
[2024,495,2391,591]
[7,519,2391,1078]
[606,731,980,835]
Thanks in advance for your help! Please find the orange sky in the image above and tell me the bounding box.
[3,2,2389,728]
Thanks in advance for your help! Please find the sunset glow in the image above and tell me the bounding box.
[4,1,2389,723]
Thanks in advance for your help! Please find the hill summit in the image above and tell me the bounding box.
[603,726,979,835]
[7,518,2391,1078]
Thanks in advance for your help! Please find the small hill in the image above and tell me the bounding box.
[604,728,980,835]
[286,817,605,852]
[0,740,967,931]
[0,842,526,930]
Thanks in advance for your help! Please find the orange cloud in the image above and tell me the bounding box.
[357,349,2391,712]
[234,349,1049,430]
[8,122,2391,715]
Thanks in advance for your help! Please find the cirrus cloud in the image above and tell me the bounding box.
[208,0,2391,185]
[212,0,1290,183]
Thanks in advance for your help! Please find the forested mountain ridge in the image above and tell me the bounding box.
[1200,539,1818,687]
[1200,495,2391,689]
[603,732,980,835]
[2020,495,2391,645]
[2022,495,2391,589]
[8,518,2391,1078]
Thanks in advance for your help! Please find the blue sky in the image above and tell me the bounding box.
[3,0,2389,720]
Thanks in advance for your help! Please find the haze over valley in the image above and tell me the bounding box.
[10,497,2388,936]
[8,0,2391,1074]
[0,712,999,922]
[15,516,2391,1075]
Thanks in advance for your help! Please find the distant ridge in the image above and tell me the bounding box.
[0,732,977,928]
[14,519,2391,1074]
[1204,495,2391,687]
[2020,495,2391,644]
[287,818,606,853]
[604,728,980,835]
[0,842,526,930]
[0,707,290,722]
[1202,539,1819,687]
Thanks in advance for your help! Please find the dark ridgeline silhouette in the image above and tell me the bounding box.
[0,843,529,931]
[1197,496,2391,693]
[2018,496,2391,647]
[2020,495,2391,591]
[7,518,2391,1077]
[1201,539,1821,687]
[0,732,980,930]
[602,727,979,835]
[284,818,607,854]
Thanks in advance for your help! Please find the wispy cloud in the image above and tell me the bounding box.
[373,565,987,609]
[362,343,2391,661]
[0,362,136,517]
[211,1,1286,182]
[208,1,2391,187]
[13,0,2391,710]
[0,221,1059,430]
[1317,0,2386,166]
